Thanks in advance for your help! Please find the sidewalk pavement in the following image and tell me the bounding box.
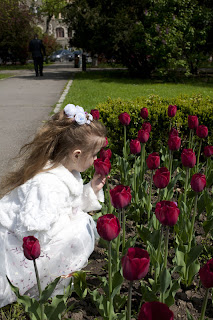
[0,62,80,180]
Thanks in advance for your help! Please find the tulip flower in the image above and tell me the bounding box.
[204,146,213,157]
[105,137,108,147]
[23,236,41,260]
[94,157,111,176]
[168,104,177,118]
[191,173,206,193]
[138,129,149,144]
[138,301,174,320]
[155,201,180,227]
[181,149,196,168]
[118,112,130,159]
[196,125,208,171]
[188,115,199,149]
[142,121,152,133]
[169,127,179,137]
[122,247,150,320]
[110,185,132,209]
[146,152,160,170]
[153,167,170,189]
[90,109,100,120]
[140,107,148,119]
[168,135,181,151]
[130,139,141,154]
[97,214,121,241]
[100,148,112,160]
[199,259,213,320]
[22,237,44,319]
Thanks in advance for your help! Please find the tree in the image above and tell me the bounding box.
[0,0,36,64]
[63,0,213,76]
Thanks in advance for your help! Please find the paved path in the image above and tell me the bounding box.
[0,62,78,180]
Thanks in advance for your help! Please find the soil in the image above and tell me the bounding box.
[65,218,213,320]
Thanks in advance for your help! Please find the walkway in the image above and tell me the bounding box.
[0,62,79,179]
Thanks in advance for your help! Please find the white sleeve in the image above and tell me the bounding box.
[80,181,104,212]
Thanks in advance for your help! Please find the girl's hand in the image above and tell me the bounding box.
[91,172,107,194]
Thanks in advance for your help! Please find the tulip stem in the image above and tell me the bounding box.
[141,143,145,181]
[185,194,198,284]
[184,168,189,205]
[196,139,202,172]
[164,226,169,269]
[147,171,153,220]
[33,260,44,320]
[106,177,113,214]
[169,150,173,180]
[200,288,209,320]
[124,125,127,159]
[108,241,113,320]
[155,226,163,283]
[127,281,133,320]
[116,211,121,271]
[122,209,126,254]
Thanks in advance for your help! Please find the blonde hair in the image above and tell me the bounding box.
[1,110,107,196]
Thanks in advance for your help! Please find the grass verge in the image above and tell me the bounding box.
[0,74,14,80]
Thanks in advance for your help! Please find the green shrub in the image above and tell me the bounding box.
[97,94,213,154]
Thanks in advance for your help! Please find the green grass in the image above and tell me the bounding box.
[0,62,53,71]
[0,74,14,80]
[62,70,213,110]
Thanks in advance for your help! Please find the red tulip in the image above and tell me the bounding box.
[196,125,208,139]
[100,148,112,160]
[181,149,196,168]
[146,152,160,170]
[191,173,206,192]
[121,247,150,281]
[168,135,181,151]
[105,137,108,147]
[204,146,213,157]
[169,127,179,137]
[138,301,174,320]
[90,109,100,120]
[140,107,148,119]
[97,214,121,241]
[138,129,149,143]
[168,105,177,117]
[94,157,111,176]
[199,258,213,288]
[110,185,132,209]
[155,201,180,226]
[188,115,199,129]
[23,236,41,260]
[130,139,141,154]
[153,167,170,189]
[118,112,131,126]
[142,122,152,133]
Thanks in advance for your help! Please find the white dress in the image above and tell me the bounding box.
[0,165,103,307]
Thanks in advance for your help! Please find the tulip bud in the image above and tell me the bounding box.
[110,185,132,209]
[168,135,181,151]
[23,236,41,260]
[155,201,180,226]
[94,157,111,176]
[97,214,121,241]
[146,152,160,170]
[121,247,150,281]
[118,112,131,126]
[188,115,199,129]
[199,258,213,288]
[153,167,170,189]
[168,105,177,117]
[196,125,208,139]
[130,139,141,154]
[204,146,213,157]
[181,149,196,168]
[100,148,112,160]
[140,107,148,119]
[90,109,100,120]
[169,127,179,137]
[138,301,174,320]
[190,173,206,192]
[138,129,149,143]
[142,122,152,133]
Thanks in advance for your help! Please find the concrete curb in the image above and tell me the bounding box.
[53,78,73,113]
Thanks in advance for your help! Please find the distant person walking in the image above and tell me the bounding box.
[29,34,46,77]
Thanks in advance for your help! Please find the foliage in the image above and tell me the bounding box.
[97,95,213,155]
[0,0,36,64]
[63,0,213,76]
[41,34,61,58]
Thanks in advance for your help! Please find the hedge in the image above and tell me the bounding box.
[97,94,213,155]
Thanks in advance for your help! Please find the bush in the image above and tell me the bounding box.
[97,94,213,154]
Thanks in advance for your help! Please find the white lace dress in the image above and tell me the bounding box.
[0,165,103,307]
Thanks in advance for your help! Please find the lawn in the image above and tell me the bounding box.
[62,70,213,110]
[0,74,14,80]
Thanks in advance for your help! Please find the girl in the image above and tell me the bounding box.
[0,104,107,307]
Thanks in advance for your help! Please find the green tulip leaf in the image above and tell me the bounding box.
[203,217,213,234]
[40,276,61,303]
[187,260,200,286]
[186,309,195,320]
[89,288,110,318]
[186,245,203,268]
[111,271,124,300]
[44,294,69,320]
[160,268,171,294]
[164,280,180,307]
[141,284,158,302]
[73,271,88,299]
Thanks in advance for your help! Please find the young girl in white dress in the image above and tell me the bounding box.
[0,104,107,307]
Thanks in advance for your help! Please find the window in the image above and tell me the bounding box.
[56,27,64,38]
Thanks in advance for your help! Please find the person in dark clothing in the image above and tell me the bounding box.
[29,34,46,77]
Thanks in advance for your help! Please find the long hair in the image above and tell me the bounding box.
[0,110,107,196]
